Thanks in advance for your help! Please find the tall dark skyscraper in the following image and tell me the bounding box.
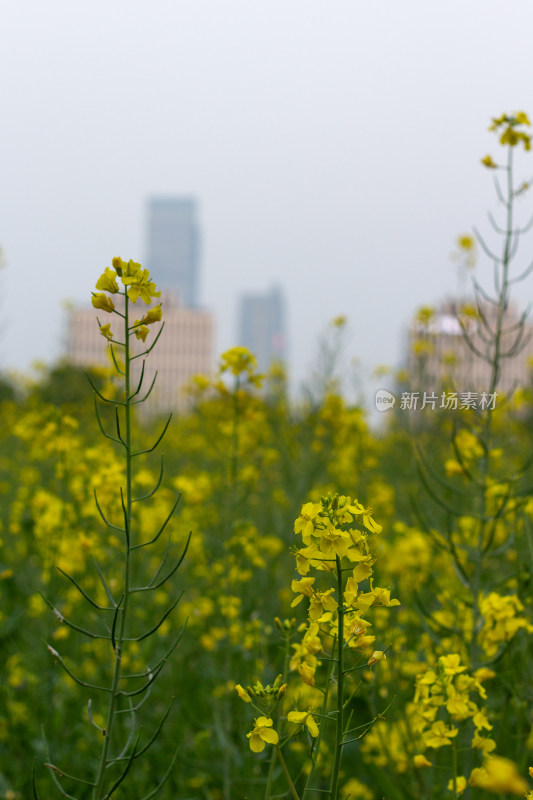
[238,286,286,373]
[146,197,200,307]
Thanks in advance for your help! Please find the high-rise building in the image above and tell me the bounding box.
[146,197,200,307]
[67,293,213,414]
[238,286,286,373]
[405,298,533,395]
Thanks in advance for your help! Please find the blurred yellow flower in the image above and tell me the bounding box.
[140,304,163,325]
[447,776,467,795]
[481,155,497,168]
[287,710,319,737]
[95,267,119,294]
[92,293,115,313]
[234,684,251,703]
[367,650,386,666]
[458,234,475,250]
[469,757,528,795]
[134,325,149,342]
[99,324,113,340]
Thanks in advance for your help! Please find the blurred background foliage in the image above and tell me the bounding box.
[1,332,533,799]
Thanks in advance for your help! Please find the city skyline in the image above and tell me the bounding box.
[2,1,533,402]
[146,197,200,308]
[238,286,286,374]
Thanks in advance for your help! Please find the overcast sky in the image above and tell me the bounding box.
[2,0,533,401]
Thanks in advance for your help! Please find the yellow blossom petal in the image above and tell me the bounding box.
[92,293,115,313]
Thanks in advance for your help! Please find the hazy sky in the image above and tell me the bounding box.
[2,0,533,399]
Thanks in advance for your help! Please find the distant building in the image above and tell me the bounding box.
[406,299,533,395]
[67,292,213,413]
[238,287,286,373]
[146,197,200,307]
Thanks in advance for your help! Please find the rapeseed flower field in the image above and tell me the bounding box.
[2,114,533,799]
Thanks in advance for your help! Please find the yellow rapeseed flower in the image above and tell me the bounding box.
[234,684,251,703]
[481,154,498,169]
[92,293,115,313]
[246,717,279,753]
[447,776,467,795]
[95,267,119,294]
[287,710,319,737]
[122,268,161,305]
[367,650,386,666]
[294,502,323,538]
[469,757,528,795]
[298,662,316,686]
[140,304,163,325]
[413,754,432,768]
[291,577,315,607]
[134,325,150,342]
[219,346,257,376]
[99,324,113,340]
[458,234,475,251]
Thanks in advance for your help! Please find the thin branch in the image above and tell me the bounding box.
[148,531,191,590]
[111,594,124,653]
[121,626,186,680]
[109,342,125,376]
[132,371,158,404]
[132,457,164,502]
[93,395,121,444]
[56,566,113,611]
[120,487,130,549]
[101,730,141,799]
[93,489,126,533]
[115,406,126,447]
[127,592,184,642]
[32,760,43,800]
[138,744,180,800]
[44,642,111,692]
[132,414,172,457]
[40,593,108,639]
[117,663,166,698]
[493,173,506,205]
[130,495,181,551]
[44,764,95,787]
[86,372,125,406]
[92,556,118,607]
[128,358,146,401]
[473,225,502,263]
[131,322,165,360]
[472,279,498,307]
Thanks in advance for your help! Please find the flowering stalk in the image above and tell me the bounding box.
[328,555,345,799]
[35,258,188,800]
[238,493,398,799]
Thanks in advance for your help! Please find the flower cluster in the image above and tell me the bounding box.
[482,111,531,169]
[290,494,399,680]
[413,654,495,757]
[91,256,162,342]
[478,592,533,658]
[235,672,321,755]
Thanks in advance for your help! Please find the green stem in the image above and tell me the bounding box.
[92,293,133,800]
[275,745,302,800]
[452,738,457,796]
[329,555,345,800]
[302,654,335,800]
[264,630,292,800]
[470,146,515,670]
